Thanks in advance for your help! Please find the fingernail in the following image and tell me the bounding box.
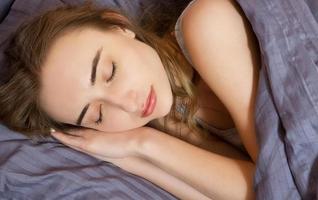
[50,128,56,133]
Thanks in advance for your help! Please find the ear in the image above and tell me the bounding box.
[120,28,136,39]
[101,11,136,39]
[116,27,136,39]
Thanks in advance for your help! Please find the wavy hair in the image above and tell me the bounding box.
[0,1,209,145]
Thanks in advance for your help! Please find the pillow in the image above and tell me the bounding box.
[0,0,14,23]
[0,0,184,199]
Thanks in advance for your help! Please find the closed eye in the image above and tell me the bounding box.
[95,104,103,125]
[95,62,117,125]
[107,62,117,83]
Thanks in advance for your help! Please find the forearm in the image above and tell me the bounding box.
[114,156,211,200]
[137,129,255,200]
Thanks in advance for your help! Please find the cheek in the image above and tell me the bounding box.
[120,47,150,78]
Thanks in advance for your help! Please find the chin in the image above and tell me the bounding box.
[161,98,173,118]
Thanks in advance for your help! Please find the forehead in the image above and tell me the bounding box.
[49,27,108,55]
[39,28,107,123]
[43,28,107,72]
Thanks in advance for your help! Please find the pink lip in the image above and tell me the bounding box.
[141,85,156,117]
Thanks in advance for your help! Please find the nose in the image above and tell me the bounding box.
[101,89,140,113]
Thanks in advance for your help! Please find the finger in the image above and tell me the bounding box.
[66,143,91,155]
[66,143,117,164]
[67,128,99,139]
[66,129,87,136]
[51,131,85,148]
[50,128,85,137]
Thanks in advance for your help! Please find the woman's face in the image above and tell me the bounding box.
[39,26,173,132]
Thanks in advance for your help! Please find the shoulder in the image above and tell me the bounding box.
[179,0,261,162]
[181,0,245,28]
[178,0,258,78]
[180,0,250,54]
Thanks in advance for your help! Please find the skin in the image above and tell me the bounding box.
[39,27,174,132]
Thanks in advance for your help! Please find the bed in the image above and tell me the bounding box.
[1,0,318,199]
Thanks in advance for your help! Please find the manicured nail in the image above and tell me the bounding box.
[50,128,56,133]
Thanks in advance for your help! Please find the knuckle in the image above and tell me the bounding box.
[78,141,87,149]
[83,139,95,151]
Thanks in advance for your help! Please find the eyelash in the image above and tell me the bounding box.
[95,62,117,125]
[95,104,103,125]
[107,62,117,83]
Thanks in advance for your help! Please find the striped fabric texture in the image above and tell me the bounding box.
[236,0,318,199]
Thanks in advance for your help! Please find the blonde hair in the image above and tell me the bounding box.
[0,1,209,145]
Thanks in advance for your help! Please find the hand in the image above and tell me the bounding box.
[93,154,151,174]
[50,127,150,160]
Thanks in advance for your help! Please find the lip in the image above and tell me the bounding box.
[141,85,156,117]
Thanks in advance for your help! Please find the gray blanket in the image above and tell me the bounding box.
[236,0,318,199]
[1,0,318,199]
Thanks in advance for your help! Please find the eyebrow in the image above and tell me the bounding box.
[76,47,103,126]
[90,47,103,86]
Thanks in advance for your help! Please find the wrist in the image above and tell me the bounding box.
[132,127,158,159]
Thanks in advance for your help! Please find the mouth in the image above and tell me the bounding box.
[141,85,156,118]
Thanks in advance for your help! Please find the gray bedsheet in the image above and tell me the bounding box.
[0,125,178,199]
[236,0,318,199]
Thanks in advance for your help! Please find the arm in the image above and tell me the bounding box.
[136,128,255,200]
[107,125,251,199]
[109,124,250,200]
[52,128,211,200]
[53,127,254,200]
[52,123,253,199]
[51,126,251,200]
[105,155,211,200]
[180,0,261,162]
[148,118,250,161]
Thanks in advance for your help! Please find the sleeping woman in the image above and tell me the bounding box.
[0,0,261,199]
